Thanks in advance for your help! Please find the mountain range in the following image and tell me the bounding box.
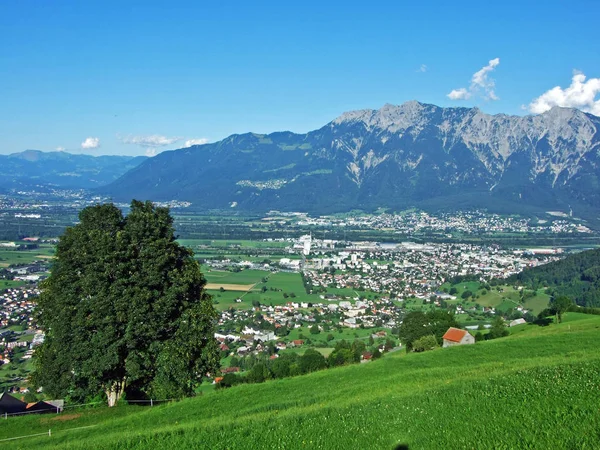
[101,101,600,217]
[0,150,147,190]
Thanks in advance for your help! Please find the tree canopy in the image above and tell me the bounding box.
[508,248,600,307]
[32,201,219,406]
[398,310,459,351]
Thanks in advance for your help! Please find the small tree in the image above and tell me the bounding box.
[412,335,438,352]
[551,295,573,324]
[487,316,509,340]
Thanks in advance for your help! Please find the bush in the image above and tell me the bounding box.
[412,335,438,352]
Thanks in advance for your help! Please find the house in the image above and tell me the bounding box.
[26,401,60,414]
[0,392,27,414]
[0,393,63,415]
[289,339,304,347]
[222,367,240,374]
[442,327,475,348]
[509,318,527,327]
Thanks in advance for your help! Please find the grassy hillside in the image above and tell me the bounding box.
[3,313,600,449]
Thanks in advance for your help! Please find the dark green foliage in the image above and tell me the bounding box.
[247,363,270,384]
[32,201,219,405]
[219,373,240,388]
[509,248,600,307]
[550,296,574,323]
[327,348,355,367]
[412,335,438,352]
[398,310,459,351]
[486,317,509,340]
[299,349,327,374]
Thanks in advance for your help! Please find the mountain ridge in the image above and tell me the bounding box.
[0,150,148,190]
[100,102,600,217]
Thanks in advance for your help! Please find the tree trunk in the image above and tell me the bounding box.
[105,378,126,407]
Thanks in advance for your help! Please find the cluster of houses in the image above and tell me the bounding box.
[292,210,591,236]
[0,392,63,417]
[302,241,559,302]
[0,286,39,328]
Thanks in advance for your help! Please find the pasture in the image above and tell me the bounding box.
[2,313,599,449]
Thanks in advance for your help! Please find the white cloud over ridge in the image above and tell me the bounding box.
[529,72,600,116]
[447,58,500,101]
[120,134,182,148]
[81,137,100,149]
[184,138,209,147]
[447,88,471,100]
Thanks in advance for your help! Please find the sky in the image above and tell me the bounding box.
[1,0,599,156]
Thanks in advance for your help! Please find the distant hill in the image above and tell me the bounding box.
[509,248,600,307]
[101,102,600,218]
[3,313,599,448]
[0,150,147,190]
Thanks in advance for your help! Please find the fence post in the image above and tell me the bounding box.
[48,429,51,437]
[4,412,6,420]
[150,399,153,407]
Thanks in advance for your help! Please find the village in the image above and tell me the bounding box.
[0,229,572,394]
[286,209,593,235]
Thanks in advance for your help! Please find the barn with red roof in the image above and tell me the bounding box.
[442,327,475,348]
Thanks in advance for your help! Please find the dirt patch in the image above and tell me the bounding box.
[205,283,255,291]
[35,255,54,259]
[45,413,82,422]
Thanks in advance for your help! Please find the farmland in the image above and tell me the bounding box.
[2,313,599,449]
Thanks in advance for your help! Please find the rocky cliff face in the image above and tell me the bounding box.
[101,102,600,215]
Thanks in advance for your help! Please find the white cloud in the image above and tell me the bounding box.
[55,146,65,151]
[528,72,600,116]
[120,134,182,148]
[145,148,157,157]
[447,88,471,100]
[81,137,100,149]
[183,138,209,147]
[416,64,427,73]
[447,58,500,101]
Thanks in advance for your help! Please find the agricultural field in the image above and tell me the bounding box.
[0,244,54,267]
[178,239,290,249]
[2,313,599,448]
[440,280,550,315]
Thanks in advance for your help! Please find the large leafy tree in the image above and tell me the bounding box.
[32,200,219,406]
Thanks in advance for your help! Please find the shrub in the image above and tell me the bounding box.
[412,335,438,352]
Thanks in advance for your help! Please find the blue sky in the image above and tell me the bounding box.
[1,0,599,156]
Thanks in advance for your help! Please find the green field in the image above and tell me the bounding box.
[0,245,54,267]
[0,279,27,291]
[441,281,550,315]
[3,313,599,448]
[178,239,290,249]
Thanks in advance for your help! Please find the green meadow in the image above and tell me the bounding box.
[2,313,599,449]
[0,244,54,267]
